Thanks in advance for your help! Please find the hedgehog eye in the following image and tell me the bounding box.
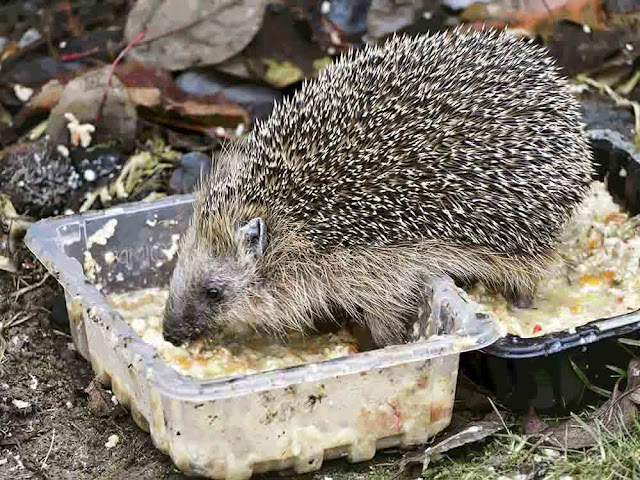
[206,286,224,302]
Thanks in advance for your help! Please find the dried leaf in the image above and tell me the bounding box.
[264,60,304,88]
[84,377,117,417]
[461,0,606,37]
[115,62,250,129]
[124,0,268,71]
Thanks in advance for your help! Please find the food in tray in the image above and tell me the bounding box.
[106,288,359,380]
[102,180,639,377]
[467,180,640,338]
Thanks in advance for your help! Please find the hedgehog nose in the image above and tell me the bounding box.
[163,326,186,347]
[162,317,193,347]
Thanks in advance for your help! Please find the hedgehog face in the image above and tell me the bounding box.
[163,217,268,346]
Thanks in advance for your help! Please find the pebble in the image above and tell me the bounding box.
[169,152,213,194]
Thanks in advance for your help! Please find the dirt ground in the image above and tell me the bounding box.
[0,249,401,480]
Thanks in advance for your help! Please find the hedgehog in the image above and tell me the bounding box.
[162,27,594,348]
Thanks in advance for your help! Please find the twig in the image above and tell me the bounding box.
[11,273,51,300]
[41,428,55,469]
[95,30,146,125]
[60,47,101,62]
[134,4,232,47]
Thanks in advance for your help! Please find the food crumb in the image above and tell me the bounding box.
[105,434,120,449]
[12,399,30,409]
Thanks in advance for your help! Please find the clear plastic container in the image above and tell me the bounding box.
[25,195,502,479]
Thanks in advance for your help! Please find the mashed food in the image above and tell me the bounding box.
[467,181,640,338]
[106,288,358,380]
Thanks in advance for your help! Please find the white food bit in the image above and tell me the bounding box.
[104,251,116,265]
[162,234,181,261]
[83,251,100,283]
[131,318,147,334]
[423,11,433,19]
[65,401,73,408]
[19,28,41,48]
[12,399,30,409]
[59,40,67,48]
[57,145,70,158]
[320,1,331,14]
[29,375,38,390]
[625,43,634,51]
[13,84,33,102]
[111,394,119,405]
[87,219,118,249]
[83,169,97,182]
[105,434,120,449]
[582,24,591,34]
[64,112,96,148]
[620,168,627,177]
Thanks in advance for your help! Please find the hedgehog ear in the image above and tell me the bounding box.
[237,217,267,259]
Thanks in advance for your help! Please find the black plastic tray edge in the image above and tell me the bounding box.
[481,309,640,359]
[479,128,640,360]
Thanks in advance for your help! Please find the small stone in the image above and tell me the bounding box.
[169,152,213,194]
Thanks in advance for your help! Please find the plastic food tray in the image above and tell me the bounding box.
[461,129,640,414]
[25,195,502,479]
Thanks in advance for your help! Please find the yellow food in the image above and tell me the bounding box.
[467,181,640,338]
[106,288,359,380]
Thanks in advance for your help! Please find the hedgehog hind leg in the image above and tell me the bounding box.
[502,284,536,309]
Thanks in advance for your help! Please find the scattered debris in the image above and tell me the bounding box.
[46,66,137,150]
[65,112,96,148]
[11,399,31,409]
[12,84,33,102]
[105,434,120,449]
[84,377,121,417]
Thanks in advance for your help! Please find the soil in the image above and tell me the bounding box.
[0,248,398,480]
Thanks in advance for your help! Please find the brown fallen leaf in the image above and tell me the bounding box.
[16,63,251,133]
[115,62,250,129]
[461,0,606,37]
[525,357,640,450]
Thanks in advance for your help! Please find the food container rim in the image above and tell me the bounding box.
[24,195,504,401]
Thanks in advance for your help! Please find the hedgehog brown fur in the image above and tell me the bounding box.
[163,27,594,347]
